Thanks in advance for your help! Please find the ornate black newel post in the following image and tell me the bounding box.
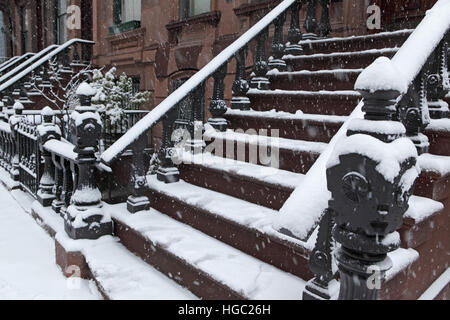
[65,83,112,240]
[285,0,303,56]
[326,60,420,300]
[209,63,229,131]
[251,28,270,90]
[127,134,150,213]
[231,46,251,110]
[268,12,287,72]
[37,107,61,206]
[303,0,318,40]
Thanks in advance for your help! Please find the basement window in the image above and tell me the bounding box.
[110,0,142,35]
[179,0,211,20]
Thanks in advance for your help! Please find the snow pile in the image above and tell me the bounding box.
[348,118,406,135]
[327,134,418,183]
[76,82,97,96]
[405,195,443,223]
[354,57,408,93]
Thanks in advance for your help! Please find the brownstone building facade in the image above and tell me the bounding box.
[0,0,436,109]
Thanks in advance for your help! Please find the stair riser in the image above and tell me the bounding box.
[300,33,409,55]
[113,218,244,300]
[225,114,343,143]
[269,72,359,91]
[209,137,320,174]
[425,129,450,157]
[381,207,449,300]
[146,188,313,280]
[248,93,360,116]
[179,163,292,210]
[286,51,396,71]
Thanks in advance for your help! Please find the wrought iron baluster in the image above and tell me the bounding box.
[157,107,180,183]
[303,0,318,40]
[318,0,331,38]
[269,12,287,72]
[231,46,250,110]
[127,134,150,213]
[285,0,303,56]
[209,63,229,131]
[251,28,271,90]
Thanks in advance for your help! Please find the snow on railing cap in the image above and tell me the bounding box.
[41,106,54,116]
[76,82,96,96]
[13,101,24,110]
[354,57,408,94]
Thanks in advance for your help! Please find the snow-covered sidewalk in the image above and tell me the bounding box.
[0,183,101,300]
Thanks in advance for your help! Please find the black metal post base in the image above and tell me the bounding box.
[284,44,303,56]
[208,118,228,132]
[335,247,392,300]
[303,33,319,40]
[52,199,64,214]
[302,279,333,300]
[127,195,150,214]
[250,77,270,91]
[268,59,287,72]
[37,191,56,207]
[230,97,251,110]
[64,219,113,240]
[157,167,180,184]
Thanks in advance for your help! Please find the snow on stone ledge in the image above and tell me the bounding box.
[327,134,418,183]
[354,56,408,94]
[405,195,443,224]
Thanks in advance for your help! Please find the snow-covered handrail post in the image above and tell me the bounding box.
[37,107,61,207]
[64,83,112,240]
[319,1,449,300]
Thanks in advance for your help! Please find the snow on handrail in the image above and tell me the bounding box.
[356,0,450,94]
[0,45,59,85]
[0,38,95,93]
[0,56,19,71]
[0,120,11,134]
[44,139,77,162]
[100,0,297,164]
[0,53,34,74]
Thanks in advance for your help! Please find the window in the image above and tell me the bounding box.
[56,0,67,44]
[111,0,141,34]
[20,6,29,53]
[179,0,211,20]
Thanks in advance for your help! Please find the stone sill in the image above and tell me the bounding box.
[166,11,221,32]
[107,27,146,47]
[109,20,141,35]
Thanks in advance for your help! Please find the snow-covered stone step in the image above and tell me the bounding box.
[204,125,327,174]
[247,88,361,116]
[415,153,450,202]
[224,108,347,143]
[399,195,444,249]
[178,150,305,210]
[108,203,307,300]
[144,174,315,279]
[425,118,450,157]
[30,201,197,300]
[299,29,412,55]
[267,68,362,91]
[55,232,197,300]
[284,47,399,71]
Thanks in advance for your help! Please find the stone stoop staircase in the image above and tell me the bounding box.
[86,30,448,300]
